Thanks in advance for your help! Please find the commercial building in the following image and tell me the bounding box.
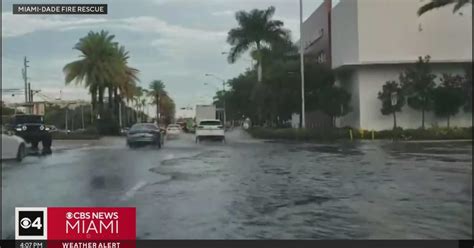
[300,0,333,128]
[301,0,472,130]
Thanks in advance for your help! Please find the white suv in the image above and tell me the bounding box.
[195,119,225,143]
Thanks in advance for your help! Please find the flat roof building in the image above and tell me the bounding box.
[301,0,472,130]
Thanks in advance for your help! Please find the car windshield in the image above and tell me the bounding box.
[12,115,43,124]
[199,121,221,126]
[130,124,158,131]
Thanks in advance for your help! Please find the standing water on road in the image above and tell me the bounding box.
[2,130,471,239]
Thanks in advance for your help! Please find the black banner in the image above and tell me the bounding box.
[12,4,108,15]
[0,240,472,248]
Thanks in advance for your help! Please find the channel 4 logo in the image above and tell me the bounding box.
[15,207,48,240]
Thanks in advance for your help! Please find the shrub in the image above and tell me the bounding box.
[247,127,348,141]
[247,126,472,141]
[96,112,120,135]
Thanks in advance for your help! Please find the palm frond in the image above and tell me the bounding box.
[418,0,458,15]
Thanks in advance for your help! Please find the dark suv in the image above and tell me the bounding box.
[8,114,52,154]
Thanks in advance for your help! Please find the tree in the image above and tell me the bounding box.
[108,45,139,126]
[400,56,437,129]
[433,74,466,128]
[1,101,15,116]
[64,31,119,116]
[133,86,149,123]
[462,64,472,112]
[378,81,406,129]
[148,80,167,123]
[318,86,351,127]
[418,0,472,16]
[227,6,290,82]
[160,94,176,125]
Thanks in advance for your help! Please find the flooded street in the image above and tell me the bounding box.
[2,129,472,239]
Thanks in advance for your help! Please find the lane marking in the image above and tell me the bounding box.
[120,180,147,201]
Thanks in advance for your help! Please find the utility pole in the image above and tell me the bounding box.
[222,81,227,128]
[299,0,306,128]
[27,83,31,102]
[22,57,29,104]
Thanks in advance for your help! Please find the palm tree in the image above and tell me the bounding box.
[132,86,144,122]
[160,94,176,125]
[227,6,290,82]
[109,45,139,124]
[148,80,167,124]
[64,30,118,117]
[418,0,472,16]
[140,98,148,122]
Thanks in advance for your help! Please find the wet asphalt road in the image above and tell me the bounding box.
[1,129,472,239]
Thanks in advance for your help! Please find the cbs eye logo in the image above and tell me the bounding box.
[15,207,47,240]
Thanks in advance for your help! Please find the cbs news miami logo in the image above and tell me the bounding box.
[15,207,135,241]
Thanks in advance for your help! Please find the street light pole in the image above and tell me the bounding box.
[205,73,227,127]
[299,0,306,129]
[222,81,227,128]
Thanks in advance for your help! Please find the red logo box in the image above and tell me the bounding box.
[47,207,136,248]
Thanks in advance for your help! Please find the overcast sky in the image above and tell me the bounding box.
[2,0,336,116]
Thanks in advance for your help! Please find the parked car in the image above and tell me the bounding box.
[6,114,52,154]
[1,132,27,161]
[126,123,164,148]
[166,124,181,139]
[195,119,225,143]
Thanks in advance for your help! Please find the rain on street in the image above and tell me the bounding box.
[2,129,472,239]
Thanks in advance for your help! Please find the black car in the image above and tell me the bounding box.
[8,114,53,154]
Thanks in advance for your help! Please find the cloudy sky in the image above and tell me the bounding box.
[2,0,334,115]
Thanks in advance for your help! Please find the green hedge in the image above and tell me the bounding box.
[52,133,100,140]
[51,127,100,140]
[247,127,348,141]
[247,127,473,141]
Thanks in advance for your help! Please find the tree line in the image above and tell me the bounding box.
[63,31,175,134]
[216,4,472,130]
[215,6,351,127]
[378,56,472,130]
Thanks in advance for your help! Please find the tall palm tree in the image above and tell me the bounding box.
[140,98,148,122]
[64,30,118,117]
[418,0,472,16]
[227,6,290,82]
[160,94,176,125]
[148,80,167,123]
[132,86,144,122]
[109,45,139,124]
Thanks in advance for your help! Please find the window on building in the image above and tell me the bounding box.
[316,52,326,64]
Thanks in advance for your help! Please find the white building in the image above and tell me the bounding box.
[304,0,472,130]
